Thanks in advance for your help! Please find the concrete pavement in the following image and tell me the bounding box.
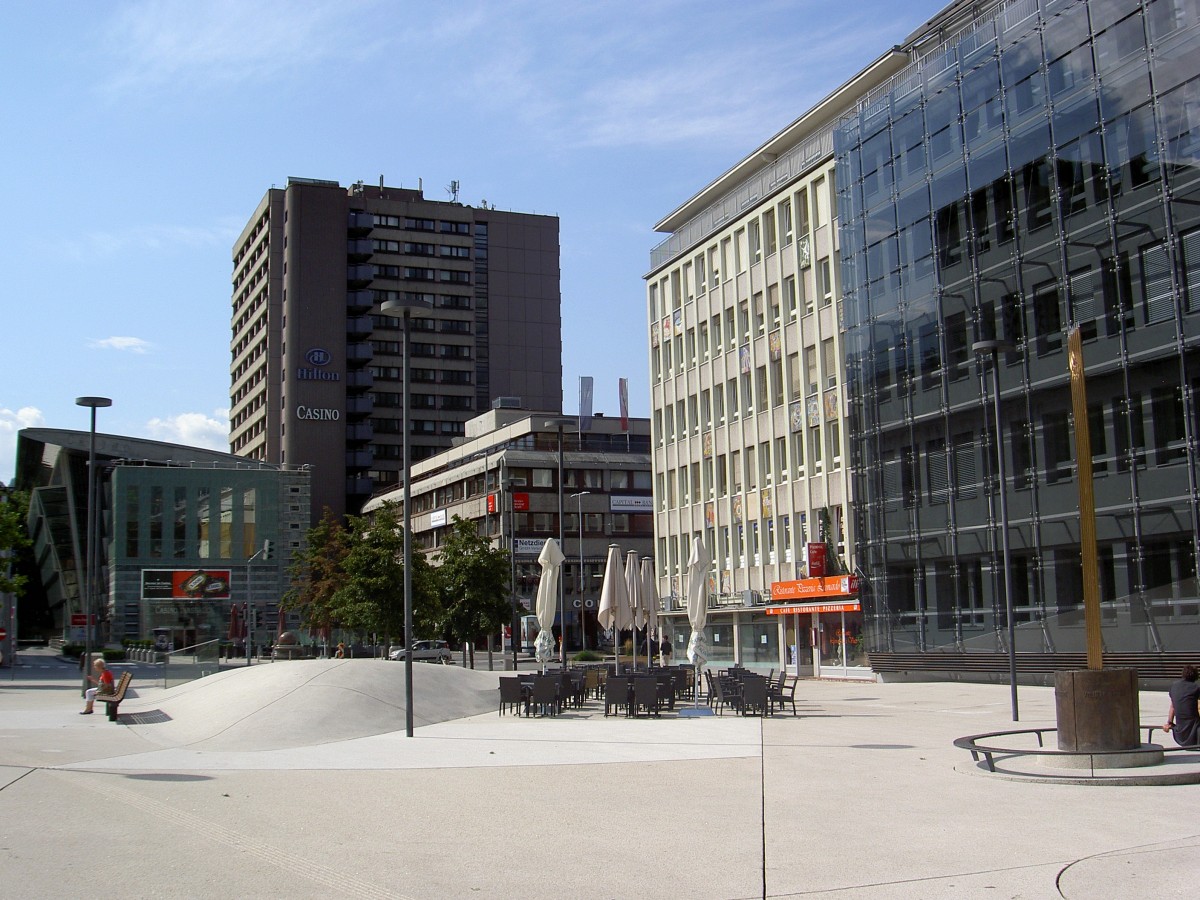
[1,649,1197,899]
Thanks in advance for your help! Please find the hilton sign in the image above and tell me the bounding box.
[297,347,340,382]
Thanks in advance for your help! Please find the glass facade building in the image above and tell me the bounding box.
[834,0,1200,661]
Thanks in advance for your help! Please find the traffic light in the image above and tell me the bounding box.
[262,539,274,561]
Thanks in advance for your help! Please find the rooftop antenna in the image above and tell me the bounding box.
[446,180,460,203]
[379,175,384,189]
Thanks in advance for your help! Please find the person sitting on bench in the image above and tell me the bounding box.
[81,658,114,715]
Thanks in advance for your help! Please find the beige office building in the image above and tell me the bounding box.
[229,178,561,522]
[366,407,654,653]
[646,57,907,678]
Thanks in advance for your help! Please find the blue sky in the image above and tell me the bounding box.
[0,0,947,481]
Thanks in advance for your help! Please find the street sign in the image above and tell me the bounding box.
[0,627,6,641]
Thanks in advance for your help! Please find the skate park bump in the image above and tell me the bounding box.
[122,659,498,752]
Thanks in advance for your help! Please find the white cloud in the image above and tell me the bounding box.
[145,409,229,452]
[98,0,376,98]
[90,336,152,354]
[0,407,46,482]
[65,220,241,263]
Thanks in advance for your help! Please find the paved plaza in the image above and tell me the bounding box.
[1,649,1196,899]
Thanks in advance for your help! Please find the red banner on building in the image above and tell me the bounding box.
[487,492,529,513]
[807,542,827,577]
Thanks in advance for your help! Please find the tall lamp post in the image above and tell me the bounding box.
[972,340,1018,721]
[503,474,520,670]
[75,396,112,696]
[381,299,430,737]
[544,417,573,664]
[569,490,590,649]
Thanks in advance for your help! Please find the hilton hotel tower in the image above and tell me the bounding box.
[229,177,562,522]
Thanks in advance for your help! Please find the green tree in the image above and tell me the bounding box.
[282,508,350,637]
[284,504,441,648]
[0,489,30,598]
[435,515,512,667]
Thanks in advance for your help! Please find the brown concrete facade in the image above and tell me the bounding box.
[229,178,562,523]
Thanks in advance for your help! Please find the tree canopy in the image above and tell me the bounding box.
[435,515,512,658]
[0,489,29,597]
[283,504,439,643]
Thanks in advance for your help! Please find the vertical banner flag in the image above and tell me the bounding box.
[579,376,593,431]
[619,377,629,432]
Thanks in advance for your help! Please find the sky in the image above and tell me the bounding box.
[0,0,948,482]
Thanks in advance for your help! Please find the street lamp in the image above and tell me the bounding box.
[381,298,430,737]
[544,417,573,664]
[75,396,112,697]
[972,339,1018,722]
[502,473,520,670]
[569,490,590,649]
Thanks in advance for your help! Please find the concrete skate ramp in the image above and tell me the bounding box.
[125,660,499,752]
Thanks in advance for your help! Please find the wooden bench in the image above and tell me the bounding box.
[97,672,132,722]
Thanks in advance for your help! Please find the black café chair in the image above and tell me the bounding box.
[604,675,631,717]
[774,675,799,716]
[633,677,660,717]
[498,677,526,716]
[529,677,560,717]
[740,676,770,717]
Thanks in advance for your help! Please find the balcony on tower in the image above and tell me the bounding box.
[345,395,375,416]
[345,369,374,389]
[347,239,373,261]
[346,422,374,443]
[346,315,374,338]
[346,290,374,313]
[347,211,374,234]
[346,475,375,496]
[347,264,373,287]
[346,342,373,363]
[346,449,374,469]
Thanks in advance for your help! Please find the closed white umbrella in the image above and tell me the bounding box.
[534,538,564,669]
[625,550,643,670]
[685,536,711,707]
[598,544,631,673]
[641,557,659,667]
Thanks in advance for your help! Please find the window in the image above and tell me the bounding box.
[780,199,793,246]
[745,447,756,490]
[753,291,765,335]
[768,284,781,331]
[699,321,710,361]
[796,187,810,238]
[735,228,746,272]
[792,430,805,477]
[775,437,788,483]
[532,468,554,488]
[784,276,797,319]
[728,377,740,420]
[818,258,833,306]
[739,301,750,343]
[756,365,768,410]
[827,423,842,470]
[749,220,762,264]
[805,347,818,396]
[717,453,728,495]
[731,450,742,492]
[711,315,723,354]
[1043,411,1072,483]
[763,210,777,256]
[759,443,772,486]
[1152,385,1186,465]
[725,308,737,350]
[771,357,784,407]
[714,383,725,424]
[822,339,837,389]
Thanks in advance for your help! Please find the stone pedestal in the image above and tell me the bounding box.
[1055,668,1138,752]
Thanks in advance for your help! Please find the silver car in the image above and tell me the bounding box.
[388,640,452,663]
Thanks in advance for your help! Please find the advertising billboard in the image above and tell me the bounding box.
[141,569,231,600]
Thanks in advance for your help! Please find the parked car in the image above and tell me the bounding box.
[388,640,452,663]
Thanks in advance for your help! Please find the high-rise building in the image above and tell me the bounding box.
[230,178,562,522]
[648,0,1200,682]
[645,55,907,679]
[836,0,1200,677]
